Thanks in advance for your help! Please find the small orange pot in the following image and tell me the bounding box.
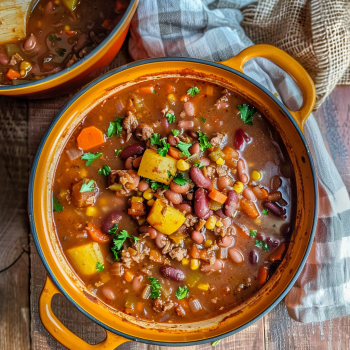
[29,44,318,349]
[0,0,138,99]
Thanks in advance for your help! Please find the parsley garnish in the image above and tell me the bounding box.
[250,230,257,238]
[212,340,221,346]
[49,34,61,41]
[115,148,122,156]
[55,47,66,57]
[107,117,123,137]
[197,131,212,151]
[108,224,118,235]
[97,165,111,176]
[187,86,200,97]
[173,173,189,186]
[167,170,173,179]
[158,138,170,157]
[262,209,269,215]
[145,179,169,191]
[200,117,206,124]
[193,162,204,169]
[150,133,161,145]
[133,236,141,243]
[152,90,156,94]
[177,141,192,157]
[80,178,95,193]
[238,104,255,126]
[172,129,180,136]
[148,276,161,299]
[96,262,104,274]
[81,152,102,166]
[111,230,131,260]
[166,113,175,124]
[53,197,63,212]
[262,243,269,252]
[175,286,188,300]
[255,240,263,247]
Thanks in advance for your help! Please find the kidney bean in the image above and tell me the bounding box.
[228,248,244,264]
[160,266,185,281]
[266,237,280,249]
[120,143,145,160]
[184,102,195,117]
[101,287,116,300]
[248,250,259,265]
[100,210,122,235]
[125,157,134,170]
[24,34,37,51]
[242,187,256,201]
[155,233,167,248]
[190,166,212,189]
[170,181,191,194]
[222,218,231,227]
[187,130,198,139]
[224,190,238,217]
[271,176,282,191]
[217,176,231,191]
[237,159,248,183]
[132,275,143,292]
[139,225,157,239]
[256,232,266,241]
[74,33,88,51]
[218,236,234,248]
[133,156,142,168]
[202,211,211,220]
[263,201,286,218]
[174,203,192,215]
[161,117,169,129]
[165,190,183,204]
[281,224,292,237]
[178,120,194,129]
[215,208,227,219]
[200,157,210,166]
[138,180,149,192]
[189,142,200,155]
[201,259,224,273]
[234,129,244,150]
[0,53,9,65]
[168,134,179,146]
[191,230,204,244]
[194,188,210,218]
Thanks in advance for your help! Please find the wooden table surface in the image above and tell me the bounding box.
[1,46,350,350]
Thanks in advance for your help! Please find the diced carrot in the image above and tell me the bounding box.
[207,147,214,152]
[180,94,189,102]
[257,266,269,286]
[137,302,144,312]
[131,202,144,210]
[86,222,111,243]
[165,83,176,94]
[77,126,105,151]
[268,243,286,263]
[65,30,78,35]
[222,146,239,160]
[116,0,128,12]
[240,198,259,218]
[102,19,114,30]
[167,146,185,160]
[125,270,134,282]
[208,188,227,204]
[252,186,268,200]
[199,249,209,262]
[190,244,200,259]
[137,85,155,94]
[6,68,21,80]
[149,249,164,264]
[179,299,189,309]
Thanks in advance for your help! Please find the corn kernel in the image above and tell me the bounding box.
[233,181,244,194]
[190,259,200,270]
[20,70,26,77]
[147,199,155,207]
[252,170,262,181]
[205,216,217,230]
[167,93,177,103]
[216,157,225,165]
[197,283,209,291]
[131,196,143,203]
[177,159,190,171]
[37,20,42,28]
[254,218,262,225]
[64,25,70,31]
[216,220,223,227]
[182,258,189,265]
[20,61,32,71]
[143,188,153,200]
[204,239,212,248]
[85,206,97,216]
[80,168,88,177]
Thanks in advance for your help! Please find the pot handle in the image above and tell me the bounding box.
[39,276,129,350]
[219,44,316,132]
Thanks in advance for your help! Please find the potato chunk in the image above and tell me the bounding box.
[66,242,104,276]
[147,199,186,235]
[71,178,98,208]
[137,149,177,184]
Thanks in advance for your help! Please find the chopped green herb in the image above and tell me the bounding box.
[262,209,269,215]
[150,133,161,146]
[49,34,61,41]
[166,112,175,124]
[53,197,63,212]
[238,104,255,126]
[107,117,123,137]
[108,224,118,235]
[133,236,141,243]
[148,276,161,299]
[172,129,180,136]
[175,286,189,300]
[152,90,156,94]
[193,162,204,169]
[200,117,206,124]
[115,148,122,156]
[187,86,200,97]
[158,138,170,157]
[272,224,277,228]
[145,178,169,191]
[250,230,257,238]
[212,340,221,346]
[80,178,95,193]
[177,141,192,157]
[167,170,173,179]
[81,152,102,166]
[97,165,111,176]
[197,131,212,151]
[255,240,263,247]
[262,242,269,252]
[111,230,131,260]
[55,47,66,57]
[173,173,189,186]
[96,262,104,274]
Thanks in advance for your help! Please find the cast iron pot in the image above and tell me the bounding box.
[29,44,318,349]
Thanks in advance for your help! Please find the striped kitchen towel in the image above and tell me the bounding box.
[128,0,350,323]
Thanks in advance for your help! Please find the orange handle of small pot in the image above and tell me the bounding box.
[39,276,129,350]
[220,44,316,133]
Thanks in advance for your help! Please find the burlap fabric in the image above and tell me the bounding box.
[241,0,350,110]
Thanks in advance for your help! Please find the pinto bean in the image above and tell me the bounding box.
[125,157,134,170]
[248,250,259,265]
[120,143,145,160]
[222,218,231,227]
[263,201,286,218]
[101,287,116,300]
[224,190,238,217]
[190,166,212,189]
[160,266,185,281]
[100,210,122,235]
[187,130,198,139]
[217,176,230,191]
[168,134,179,146]
[133,156,142,168]
[170,181,191,194]
[132,275,143,292]
[201,259,224,273]
[24,34,37,51]
[161,117,169,129]
[174,203,192,215]
[189,142,200,155]
[237,159,248,183]
[139,225,157,239]
[138,180,149,192]
[178,120,194,130]
[228,248,244,264]
[218,236,233,248]
[183,102,195,117]
[191,230,204,244]
[242,187,256,201]
[0,53,9,65]
[155,232,167,248]
[215,208,227,219]
[200,157,210,166]
[165,190,183,204]
[194,188,210,218]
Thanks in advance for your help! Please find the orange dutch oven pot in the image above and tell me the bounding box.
[0,0,139,99]
[29,44,318,349]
